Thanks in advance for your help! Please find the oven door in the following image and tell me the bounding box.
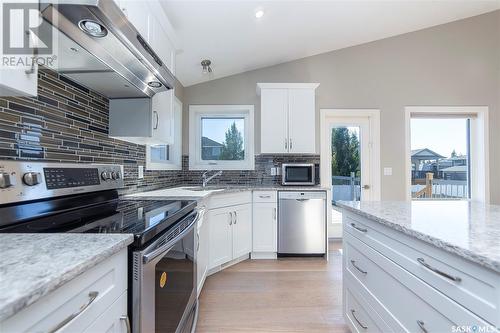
[282,164,315,185]
[132,210,200,333]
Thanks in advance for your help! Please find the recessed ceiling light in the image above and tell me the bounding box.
[255,10,264,19]
[78,19,108,38]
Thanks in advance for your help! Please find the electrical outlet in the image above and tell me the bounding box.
[270,167,277,176]
[138,165,144,179]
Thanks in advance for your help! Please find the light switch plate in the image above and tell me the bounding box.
[270,167,277,176]
[138,165,144,179]
[383,167,393,176]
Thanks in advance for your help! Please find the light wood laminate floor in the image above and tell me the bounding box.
[197,241,349,333]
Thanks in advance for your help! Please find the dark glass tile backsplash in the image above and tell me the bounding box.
[0,68,319,194]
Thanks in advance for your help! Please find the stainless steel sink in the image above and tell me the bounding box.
[181,186,225,192]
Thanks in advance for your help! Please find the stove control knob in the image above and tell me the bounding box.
[0,172,15,189]
[111,171,120,180]
[101,171,110,181]
[23,172,41,186]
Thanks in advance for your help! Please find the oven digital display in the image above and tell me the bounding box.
[44,168,100,189]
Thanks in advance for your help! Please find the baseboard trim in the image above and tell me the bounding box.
[207,253,250,276]
[250,252,277,259]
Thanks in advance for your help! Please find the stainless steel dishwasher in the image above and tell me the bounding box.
[278,191,326,256]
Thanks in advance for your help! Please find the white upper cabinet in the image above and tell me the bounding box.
[0,3,38,97]
[116,0,177,74]
[109,89,174,145]
[258,83,319,154]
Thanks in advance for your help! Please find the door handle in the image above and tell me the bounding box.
[273,207,277,220]
[48,291,99,333]
[284,138,288,150]
[362,185,370,190]
[120,315,131,333]
[289,138,292,150]
[229,212,233,225]
[233,211,237,224]
[153,111,159,130]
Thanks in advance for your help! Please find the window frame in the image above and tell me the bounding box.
[404,106,490,203]
[189,105,255,170]
[145,97,182,171]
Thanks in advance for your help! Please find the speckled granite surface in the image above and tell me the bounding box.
[0,233,133,321]
[337,200,500,273]
[126,185,329,201]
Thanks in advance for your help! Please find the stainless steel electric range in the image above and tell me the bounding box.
[0,161,200,333]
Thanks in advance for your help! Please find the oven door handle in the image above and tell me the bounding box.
[142,210,200,264]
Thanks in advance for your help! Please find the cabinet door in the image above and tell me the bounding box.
[252,202,277,252]
[260,89,288,153]
[151,90,174,144]
[208,208,232,269]
[118,0,150,41]
[82,293,128,333]
[232,204,252,258]
[288,88,316,153]
[148,13,176,74]
[197,218,210,295]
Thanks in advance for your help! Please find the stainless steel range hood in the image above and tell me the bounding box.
[40,0,176,98]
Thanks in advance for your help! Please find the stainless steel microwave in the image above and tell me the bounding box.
[281,163,316,185]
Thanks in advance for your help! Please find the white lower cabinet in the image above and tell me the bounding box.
[342,212,496,332]
[197,215,210,295]
[0,249,128,333]
[82,292,128,333]
[252,202,277,254]
[208,203,252,270]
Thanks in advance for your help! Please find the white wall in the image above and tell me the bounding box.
[183,11,500,203]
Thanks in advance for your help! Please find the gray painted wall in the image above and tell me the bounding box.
[183,11,500,203]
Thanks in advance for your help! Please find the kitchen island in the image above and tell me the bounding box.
[0,233,133,331]
[337,200,500,332]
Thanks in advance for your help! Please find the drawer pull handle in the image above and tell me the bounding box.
[417,258,462,282]
[48,291,99,333]
[259,195,271,198]
[121,315,132,333]
[350,309,368,329]
[417,320,428,333]
[350,260,367,275]
[350,223,368,233]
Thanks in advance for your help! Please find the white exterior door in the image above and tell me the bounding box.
[260,89,288,153]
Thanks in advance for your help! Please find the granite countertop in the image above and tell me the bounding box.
[0,233,133,321]
[337,200,500,273]
[126,185,329,201]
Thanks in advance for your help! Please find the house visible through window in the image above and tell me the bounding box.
[410,118,470,199]
[201,117,245,161]
[189,105,254,170]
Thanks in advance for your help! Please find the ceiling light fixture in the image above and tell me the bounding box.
[147,81,162,88]
[201,59,212,75]
[255,9,264,18]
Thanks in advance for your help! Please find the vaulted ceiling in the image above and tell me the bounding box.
[161,1,500,87]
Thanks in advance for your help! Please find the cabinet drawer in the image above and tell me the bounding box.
[344,233,491,331]
[344,287,392,333]
[209,191,251,209]
[252,190,277,203]
[82,291,128,333]
[1,250,127,333]
[344,212,500,326]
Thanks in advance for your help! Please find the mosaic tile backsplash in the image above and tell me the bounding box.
[0,68,319,194]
